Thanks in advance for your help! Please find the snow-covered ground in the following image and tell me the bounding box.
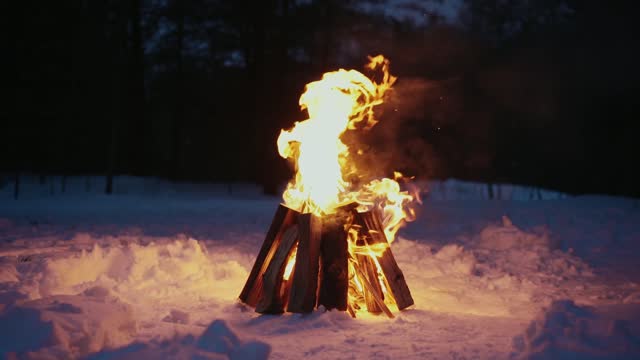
[1,176,639,359]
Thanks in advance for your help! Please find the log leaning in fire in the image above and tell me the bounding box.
[317,213,349,311]
[352,258,394,318]
[255,224,299,313]
[239,204,297,307]
[287,214,322,313]
[355,254,383,314]
[355,211,414,310]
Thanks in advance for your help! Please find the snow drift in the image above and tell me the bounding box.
[0,176,638,359]
[512,300,640,359]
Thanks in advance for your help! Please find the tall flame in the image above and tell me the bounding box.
[277,55,417,243]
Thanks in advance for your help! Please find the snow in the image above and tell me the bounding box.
[1,176,639,359]
[0,294,137,357]
[512,300,640,359]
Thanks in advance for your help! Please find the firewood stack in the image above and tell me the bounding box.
[239,204,413,318]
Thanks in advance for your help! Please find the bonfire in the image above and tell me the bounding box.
[239,56,419,318]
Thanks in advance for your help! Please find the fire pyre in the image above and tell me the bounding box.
[239,56,418,317]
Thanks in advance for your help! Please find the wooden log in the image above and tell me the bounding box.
[352,257,394,318]
[346,303,356,318]
[317,213,349,311]
[287,214,322,313]
[355,254,383,313]
[239,204,298,307]
[355,211,414,310]
[256,225,299,313]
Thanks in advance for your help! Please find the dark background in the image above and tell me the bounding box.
[6,0,640,197]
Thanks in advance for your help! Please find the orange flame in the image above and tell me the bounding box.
[283,245,297,281]
[277,55,417,244]
[277,56,419,314]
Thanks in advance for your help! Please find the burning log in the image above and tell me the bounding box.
[287,214,322,313]
[239,55,416,318]
[354,254,384,314]
[239,204,297,307]
[351,257,394,318]
[317,209,351,311]
[354,211,414,310]
[239,204,412,318]
[255,224,299,313]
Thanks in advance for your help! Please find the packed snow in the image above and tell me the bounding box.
[1,176,639,359]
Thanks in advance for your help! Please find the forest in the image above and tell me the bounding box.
[7,0,639,197]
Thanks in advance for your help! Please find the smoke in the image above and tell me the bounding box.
[343,77,443,184]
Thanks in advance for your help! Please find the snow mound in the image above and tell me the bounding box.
[512,300,640,359]
[0,236,261,357]
[37,237,248,307]
[474,216,591,280]
[393,237,511,316]
[478,216,553,251]
[84,319,270,360]
[0,218,12,229]
[392,216,594,317]
[0,261,19,283]
[0,293,136,358]
[196,319,271,359]
[197,319,241,353]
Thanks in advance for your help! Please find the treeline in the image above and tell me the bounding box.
[6,1,639,197]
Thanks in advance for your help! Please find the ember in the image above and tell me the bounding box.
[239,56,418,317]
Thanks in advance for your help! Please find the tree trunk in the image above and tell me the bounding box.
[129,0,146,175]
[247,2,268,191]
[171,1,185,181]
[318,0,334,71]
[105,0,127,195]
[106,109,118,195]
[13,172,20,200]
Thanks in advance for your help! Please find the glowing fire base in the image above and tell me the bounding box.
[239,204,413,318]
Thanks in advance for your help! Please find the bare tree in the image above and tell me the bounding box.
[14,173,20,200]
